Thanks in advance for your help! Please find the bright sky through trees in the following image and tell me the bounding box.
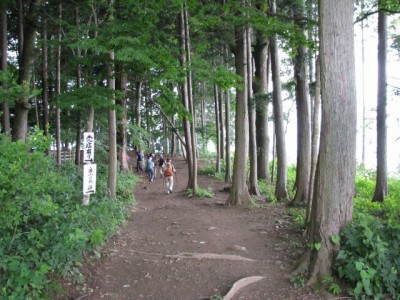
[354,14,400,176]
[284,14,400,177]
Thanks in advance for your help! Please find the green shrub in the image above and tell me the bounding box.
[258,179,276,203]
[0,130,138,299]
[185,187,215,199]
[198,162,225,181]
[335,170,400,299]
[335,215,400,299]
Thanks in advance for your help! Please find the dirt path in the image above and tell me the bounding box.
[72,158,323,300]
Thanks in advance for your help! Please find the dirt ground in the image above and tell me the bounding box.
[68,158,325,300]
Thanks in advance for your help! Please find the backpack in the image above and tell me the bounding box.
[164,164,173,177]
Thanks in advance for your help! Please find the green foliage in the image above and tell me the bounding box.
[308,242,321,251]
[322,275,341,296]
[258,160,296,203]
[331,234,340,245]
[290,275,305,288]
[335,172,400,299]
[56,86,122,110]
[287,207,306,232]
[186,187,215,199]
[258,179,276,203]
[127,123,150,151]
[209,295,223,300]
[0,70,41,106]
[286,164,297,199]
[198,160,226,181]
[335,215,400,299]
[0,130,138,299]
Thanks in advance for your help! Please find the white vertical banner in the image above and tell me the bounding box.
[83,132,95,163]
[83,164,97,195]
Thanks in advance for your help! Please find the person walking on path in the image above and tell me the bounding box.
[136,151,144,172]
[146,156,155,183]
[157,154,165,178]
[163,158,176,194]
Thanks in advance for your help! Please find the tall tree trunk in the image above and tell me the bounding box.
[17,0,23,58]
[214,84,221,173]
[218,88,224,160]
[107,65,117,196]
[373,5,387,202]
[184,4,197,194]
[247,27,260,196]
[254,31,270,182]
[0,2,10,135]
[135,81,142,127]
[184,6,197,192]
[13,0,38,142]
[55,2,62,164]
[163,117,168,154]
[107,0,117,197]
[116,67,129,172]
[226,22,251,207]
[180,7,194,189]
[224,89,231,182]
[306,56,321,224]
[171,116,177,156]
[41,18,49,136]
[361,0,366,166]
[270,26,288,200]
[291,25,311,205]
[74,6,82,167]
[305,0,356,283]
[201,82,207,153]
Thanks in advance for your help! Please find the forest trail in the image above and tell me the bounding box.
[71,158,323,300]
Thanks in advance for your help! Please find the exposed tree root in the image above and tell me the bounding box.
[169,252,256,261]
[130,250,256,262]
[223,276,265,300]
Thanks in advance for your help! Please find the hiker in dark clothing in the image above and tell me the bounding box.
[136,151,144,172]
[157,154,165,178]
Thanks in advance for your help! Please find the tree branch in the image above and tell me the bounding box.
[355,8,400,24]
[266,12,318,26]
[150,100,186,148]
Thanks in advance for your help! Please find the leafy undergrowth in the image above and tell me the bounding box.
[334,167,400,299]
[200,160,400,299]
[0,130,139,299]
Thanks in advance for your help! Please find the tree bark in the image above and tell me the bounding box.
[214,83,221,173]
[41,18,49,137]
[0,2,10,135]
[254,31,270,182]
[185,5,198,192]
[247,27,260,196]
[218,87,224,160]
[306,56,321,224]
[226,23,251,207]
[225,89,231,182]
[13,0,38,142]
[372,4,387,202]
[116,67,129,172]
[17,0,23,57]
[107,0,117,198]
[291,29,311,205]
[74,6,82,167]
[55,2,62,164]
[180,7,194,190]
[306,0,356,283]
[270,30,288,200]
[201,81,207,153]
